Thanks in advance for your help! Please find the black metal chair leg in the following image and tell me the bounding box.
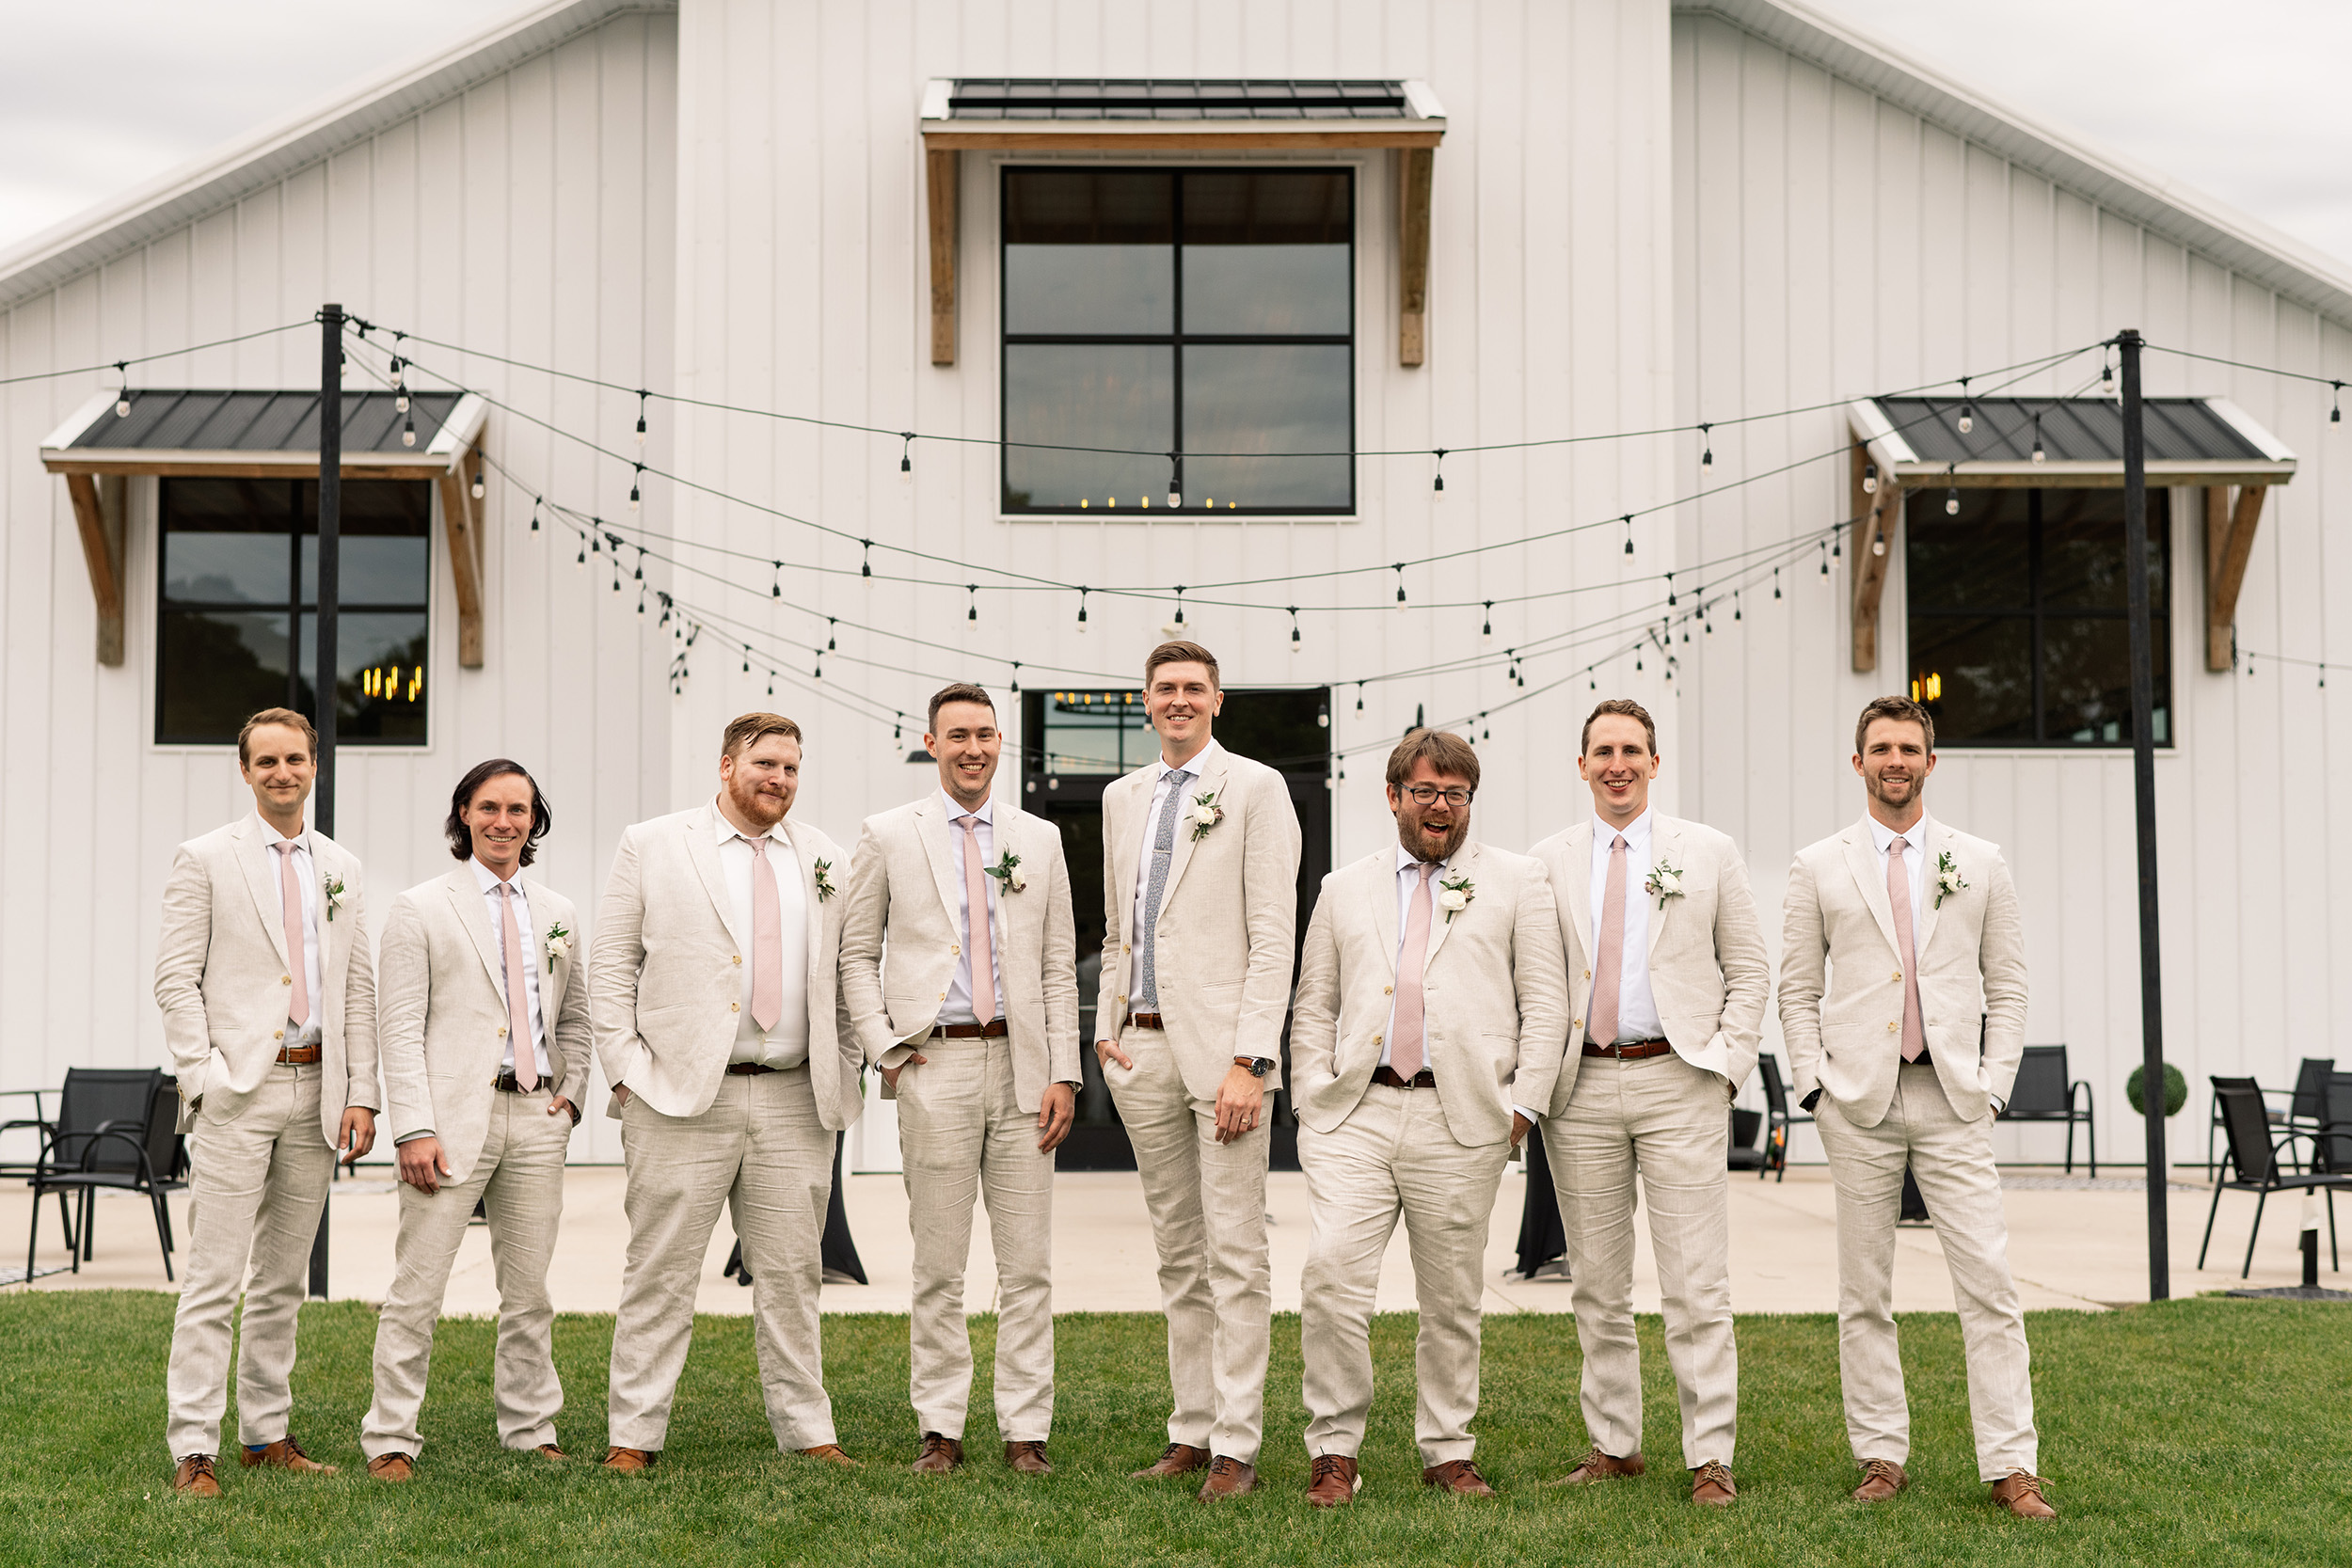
[2088,1117,2096,1180]
[24,1188,40,1282]
[2243,1188,2268,1279]
[55,1191,76,1256]
[2330,1189,2340,1272]
[81,1188,95,1261]
[2199,1179,2226,1269]
[2064,1119,2074,1175]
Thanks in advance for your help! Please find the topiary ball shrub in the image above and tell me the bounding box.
[2124,1062,2187,1117]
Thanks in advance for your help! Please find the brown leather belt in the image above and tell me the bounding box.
[725,1062,778,1076]
[1125,1012,1166,1031]
[1582,1038,1673,1060]
[1372,1066,1437,1090]
[276,1044,323,1066]
[490,1072,547,1094]
[931,1020,1009,1039]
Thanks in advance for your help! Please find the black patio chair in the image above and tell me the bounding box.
[1996,1045,2094,1176]
[2199,1077,2349,1279]
[24,1069,186,1282]
[2214,1057,2338,1178]
[2205,1073,2263,1181]
[1756,1053,1811,1181]
[0,1086,77,1259]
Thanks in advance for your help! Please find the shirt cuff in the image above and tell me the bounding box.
[394,1128,435,1145]
[879,1042,916,1070]
[1511,1104,1543,1128]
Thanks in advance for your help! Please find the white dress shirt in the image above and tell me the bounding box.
[256,812,324,1046]
[1387,844,1541,1129]
[469,857,551,1079]
[1589,810,1664,1044]
[1868,812,1931,936]
[716,805,810,1069]
[937,789,1004,1026]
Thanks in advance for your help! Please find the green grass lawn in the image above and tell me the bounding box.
[0,1293,2341,1567]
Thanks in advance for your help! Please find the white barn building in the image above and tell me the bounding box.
[2,0,2343,1172]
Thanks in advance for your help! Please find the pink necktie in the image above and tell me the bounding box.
[958,816,997,1026]
[1391,863,1437,1078]
[499,882,537,1090]
[1887,836,1928,1062]
[1586,833,1628,1047]
[746,836,783,1033]
[273,841,311,1030]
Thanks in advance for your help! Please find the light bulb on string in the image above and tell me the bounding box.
[1699,422,1713,472]
[1665,572,1677,609]
[1873,528,1886,558]
[1946,483,1961,516]
[575,536,586,568]
[629,465,643,510]
[389,353,404,390]
[2101,352,2115,390]
[1820,541,1831,576]
[2334,382,2344,424]
[2030,415,2045,465]
[860,540,873,578]
[1355,684,1365,714]
[1289,607,1301,653]
[771,562,782,598]
[1009,662,1021,696]
[1622,515,1636,556]
[401,408,416,448]
[1166,452,1182,511]
[1772,567,1782,599]
[471,460,485,500]
[814,648,824,681]
[633,549,644,582]
[114,362,131,418]
[826,619,836,651]
[1956,377,1975,435]
[1862,461,1878,495]
[1432,448,1447,498]
[1075,587,1089,634]
[1393,563,1408,611]
[1162,587,1188,638]
[529,497,541,533]
[967,584,978,622]
[635,391,648,447]
[1733,591,1742,622]
[899,432,914,483]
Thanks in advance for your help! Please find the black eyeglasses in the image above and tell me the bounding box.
[1404,785,1473,806]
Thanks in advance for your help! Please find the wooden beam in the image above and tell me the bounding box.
[436,447,486,669]
[45,458,453,480]
[1851,442,1900,673]
[921,128,1442,151]
[2206,482,2266,672]
[1396,147,1434,368]
[64,472,126,665]
[928,148,959,367]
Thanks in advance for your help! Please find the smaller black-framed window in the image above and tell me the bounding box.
[1000,166,1355,515]
[157,477,432,746]
[1905,486,2170,747]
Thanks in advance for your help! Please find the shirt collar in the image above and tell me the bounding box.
[714,799,788,845]
[1394,843,1454,876]
[469,856,524,894]
[1154,737,1222,783]
[1591,809,1652,850]
[1869,813,1931,855]
[253,811,310,854]
[940,788,993,825]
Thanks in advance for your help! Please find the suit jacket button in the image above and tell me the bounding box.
[1887,1022,1899,1032]
[1891,970,1901,981]
[732,1002,741,1012]
[282,975,292,986]
[274,1029,285,1040]
[498,1026,508,1037]
[1122,943,1130,953]
[1584,970,1592,980]
[1572,1018,1582,1030]
[951,945,960,956]
[1384,985,1393,995]
[1374,1035,1383,1046]
[733,956,743,966]
[939,992,947,1001]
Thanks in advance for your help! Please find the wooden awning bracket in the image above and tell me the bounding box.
[2205,483,2266,672]
[65,472,127,665]
[435,440,488,669]
[1848,442,1904,673]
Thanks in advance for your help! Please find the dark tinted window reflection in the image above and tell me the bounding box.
[1904,486,2168,746]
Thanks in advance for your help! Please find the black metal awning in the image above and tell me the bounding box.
[1849,394,2294,487]
[946,79,1413,120]
[40,388,484,478]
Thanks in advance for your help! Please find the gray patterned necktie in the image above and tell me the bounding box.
[1135,768,1193,1009]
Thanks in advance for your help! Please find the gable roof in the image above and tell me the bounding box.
[0,0,672,313]
[1682,0,2352,328]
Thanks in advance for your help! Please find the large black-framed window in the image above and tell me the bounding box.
[157,477,432,746]
[1000,166,1355,515]
[1905,485,2170,747]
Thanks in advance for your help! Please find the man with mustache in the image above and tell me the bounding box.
[361,760,590,1479]
[1095,641,1301,1499]
[1289,728,1567,1506]
[838,682,1081,1476]
[1779,696,2048,1518]
[593,713,863,1472]
[1530,698,1769,1507]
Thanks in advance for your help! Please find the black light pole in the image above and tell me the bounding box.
[2117,328,2169,1302]
[308,302,343,1301]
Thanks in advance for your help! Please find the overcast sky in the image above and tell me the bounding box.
[4,0,2350,269]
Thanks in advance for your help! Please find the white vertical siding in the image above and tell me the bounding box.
[1674,11,2352,1163]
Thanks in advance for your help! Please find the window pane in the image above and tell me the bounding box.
[1182,344,1352,510]
[158,610,291,742]
[1907,488,2027,608]
[299,611,429,742]
[1181,171,1351,335]
[1041,693,1148,776]
[1910,614,2034,743]
[161,478,293,605]
[1004,170,1173,335]
[298,480,432,605]
[2044,616,2169,743]
[2042,487,2165,610]
[1003,344,1172,510]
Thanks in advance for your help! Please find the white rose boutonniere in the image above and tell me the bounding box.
[1188,789,1225,842]
[1436,874,1475,924]
[545,922,571,966]
[1645,862,1684,911]
[813,859,838,902]
[1933,850,1968,909]
[986,849,1026,893]
[323,874,346,922]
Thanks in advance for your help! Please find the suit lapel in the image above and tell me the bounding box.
[1646,818,1680,959]
[914,796,969,938]
[446,869,507,1004]
[237,818,294,973]
[780,819,825,973]
[1559,823,1595,961]
[1155,753,1225,909]
[685,805,751,954]
[1106,768,1149,945]
[1367,851,1400,978]
[1912,819,1952,960]
[1421,842,1475,971]
[1842,821,1902,958]
[310,835,342,979]
[521,876,561,1017]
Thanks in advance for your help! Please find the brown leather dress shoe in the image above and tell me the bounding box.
[602,1446,657,1473]
[1851,1458,1908,1501]
[1422,1459,1496,1497]
[1990,1470,2057,1519]
[171,1455,221,1497]
[534,1444,568,1460]
[1691,1460,1736,1506]
[1549,1446,1645,1486]
[1307,1454,1360,1508]
[240,1437,336,1474]
[798,1444,860,1468]
[1198,1456,1258,1500]
[1004,1440,1052,1475]
[365,1453,415,1482]
[912,1433,965,1474]
[1132,1442,1210,1479]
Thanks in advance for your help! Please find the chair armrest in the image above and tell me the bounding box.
[0,1117,55,1135]
[43,1128,157,1184]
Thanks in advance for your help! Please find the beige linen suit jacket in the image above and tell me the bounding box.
[1291,841,1571,1148]
[1530,814,1772,1117]
[375,867,593,1183]
[153,815,378,1146]
[1778,815,2028,1128]
[838,795,1082,1114]
[589,803,861,1131]
[1094,747,1303,1101]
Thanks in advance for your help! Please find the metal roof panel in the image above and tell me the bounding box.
[1870,396,2268,467]
[58,390,462,454]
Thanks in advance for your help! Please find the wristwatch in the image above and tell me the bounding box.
[1233,1055,1275,1078]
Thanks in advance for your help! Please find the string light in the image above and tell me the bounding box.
[114,362,130,418]
[1956,377,1975,435]
[1946,464,1961,515]
[861,539,873,578]
[1355,684,1365,713]
[1772,567,1782,599]
[1623,515,1635,556]
[2030,415,2045,465]
[402,407,417,448]
[1481,601,1494,640]
[771,562,782,598]
[967,584,978,621]
[1665,572,1677,609]
[1075,587,1089,633]
[1820,541,1830,576]
[471,459,485,500]
[1289,606,1301,652]
[1164,586,1189,636]
[529,496,541,532]
[1862,461,1878,495]
[1393,563,1407,610]
[826,619,837,651]
[1166,452,1182,511]
[1733,590,1742,622]
[629,464,643,510]
[1432,448,1447,497]
[636,390,648,446]
[2334,382,2344,424]
[1009,661,1021,695]
[900,432,914,481]
[1699,422,1713,471]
